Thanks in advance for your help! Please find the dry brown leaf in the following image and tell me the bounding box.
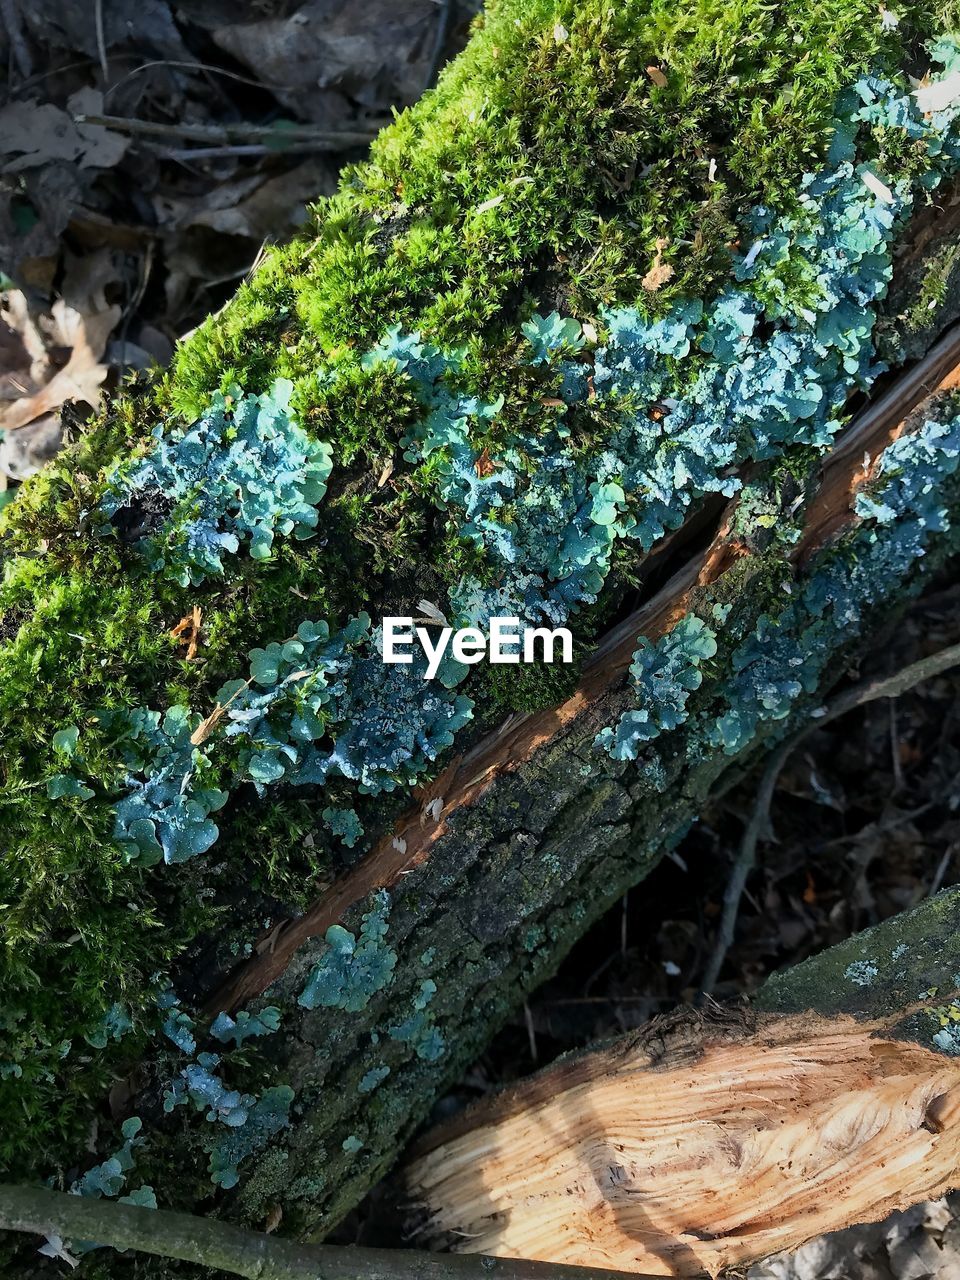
[642,236,674,293]
[170,606,203,663]
[0,290,50,401]
[0,300,120,431]
[0,91,128,172]
[212,0,437,121]
[474,447,496,477]
[0,319,32,404]
[60,245,126,319]
[175,162,335,240]
[0,414,63,481]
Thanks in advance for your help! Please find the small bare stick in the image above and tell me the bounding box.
[72,112,386,151]
[700,639,960,995]
[0,0,32,79]
[0,1182,651,1280]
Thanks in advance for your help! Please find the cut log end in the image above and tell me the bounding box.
[404,1012,960,1277]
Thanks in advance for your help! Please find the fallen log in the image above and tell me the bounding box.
[405,891,960,1277]
[4,2,960,1274]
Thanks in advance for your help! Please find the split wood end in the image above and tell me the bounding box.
[405,1012,960,1277]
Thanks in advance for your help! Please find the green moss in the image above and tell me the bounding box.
[910,236,960,325]
[486,640,586,714]
[757,886,960,1034]
[167,0,958,408]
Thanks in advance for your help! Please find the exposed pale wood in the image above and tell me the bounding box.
[802,320,960,554]
[406,1010,960,1278]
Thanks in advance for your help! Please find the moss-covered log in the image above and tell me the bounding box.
[5,2,960,1275]
[406,890,960,1277]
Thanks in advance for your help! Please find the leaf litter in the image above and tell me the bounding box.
[0,0,480,484]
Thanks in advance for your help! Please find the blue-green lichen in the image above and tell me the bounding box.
[299,891,397,1012]
[388,977,446,1062]
[358,1064,391,1094]
[100,379,333,585]
[209,1006,281,1048]
[845,959,880,986]
[596,614,718,760]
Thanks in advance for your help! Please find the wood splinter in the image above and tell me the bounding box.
[405,1010,960,1277]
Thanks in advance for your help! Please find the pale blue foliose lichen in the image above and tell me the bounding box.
[217,614,471,801]
[322,807,364,849]
[160,993,197,1055]
[220,618,472,796]
[358,1064,391,1094]
[708,413,960,753]
[299,890,397,1012]
[854,416,960,525]
[521,312,587,364]
[162,1049,295,1190]
[845,959,880,986]
[207,1086,295,1189]
[707,599,833,756]
[149,992,294,1191]
[73,1117,146,1200]
[60,615,473,868]
[47,720,94,801]
[388,977,446,1062]
[45,1117,156,1261]
[83,1001,133,1050]
[210,1005,281,1048]
[596,615,717,760]
[99,379,332,585]
[103,706,227,867]
[600,411,960,761]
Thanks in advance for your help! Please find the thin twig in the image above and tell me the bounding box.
[93,0,109,82]
[0,0,32,81]
[930,844,957,896]
[73,112,387,151]
[700,640,960,995]
[0,1183,652,1280]
[103,57,288,103]
[423,0,454,92]
[889,700,905,793]
[160,143,323,161]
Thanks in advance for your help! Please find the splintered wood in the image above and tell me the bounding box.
[406,1014,960,1277]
